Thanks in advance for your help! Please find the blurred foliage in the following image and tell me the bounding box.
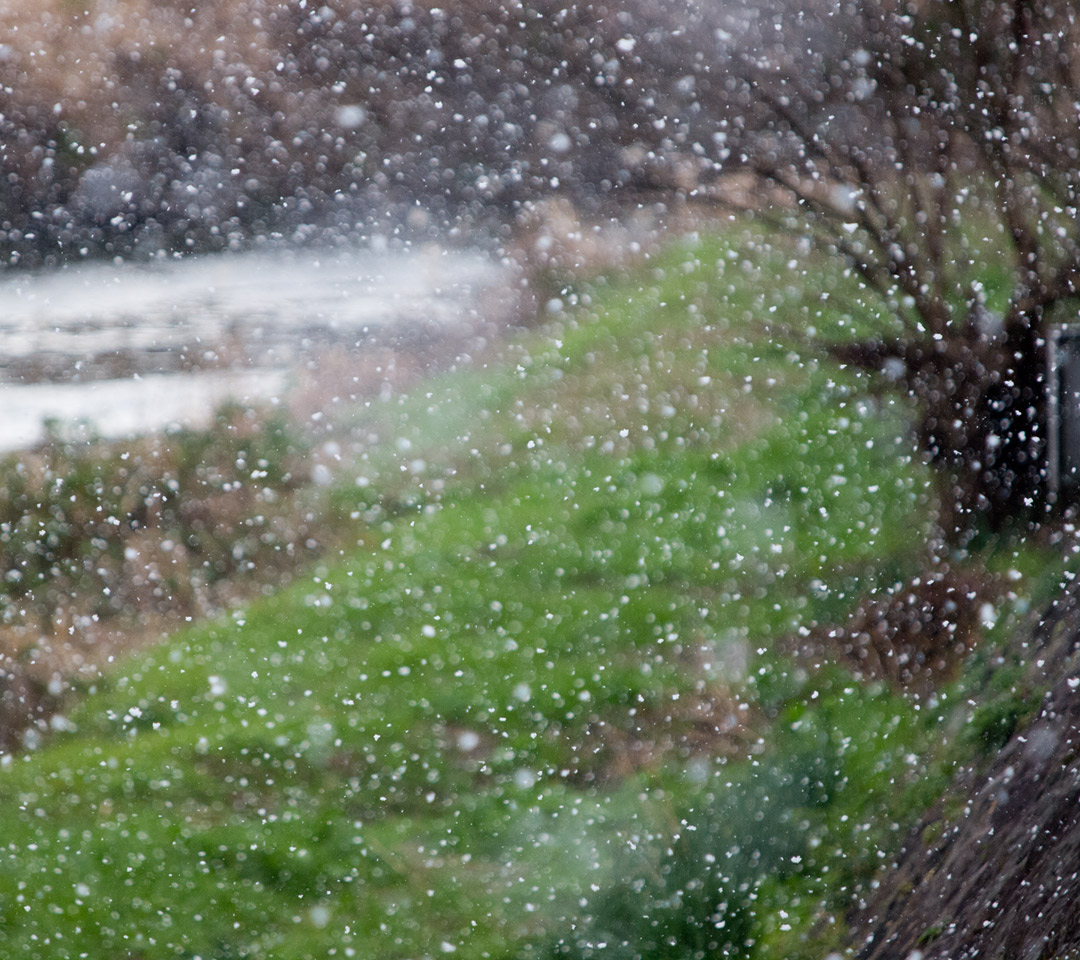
[0,0,752,264]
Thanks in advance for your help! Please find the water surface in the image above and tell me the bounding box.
[0,245,505,450]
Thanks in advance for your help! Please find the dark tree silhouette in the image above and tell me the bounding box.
[739,0,1080,537]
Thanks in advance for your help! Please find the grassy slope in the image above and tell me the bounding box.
[0,228,1069,959]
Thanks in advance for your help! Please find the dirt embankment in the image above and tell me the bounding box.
[852,583,1080,960]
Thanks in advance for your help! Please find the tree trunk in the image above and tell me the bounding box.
[833,311,1049,541]
[968,313,1048,532]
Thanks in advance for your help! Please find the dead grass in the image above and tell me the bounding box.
[564,684,762,785]
[793,566,1002,693]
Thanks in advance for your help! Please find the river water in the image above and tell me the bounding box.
[0,244,508,451]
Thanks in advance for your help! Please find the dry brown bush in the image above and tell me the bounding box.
[795,567,1000,693]
[0,0,742,261]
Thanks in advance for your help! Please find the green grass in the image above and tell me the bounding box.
[0,228,1071,959]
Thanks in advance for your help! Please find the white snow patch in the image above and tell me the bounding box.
[548,132,572,154]
[457,730,481,752]
[640,472,665,495]
[334,104,366,128]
